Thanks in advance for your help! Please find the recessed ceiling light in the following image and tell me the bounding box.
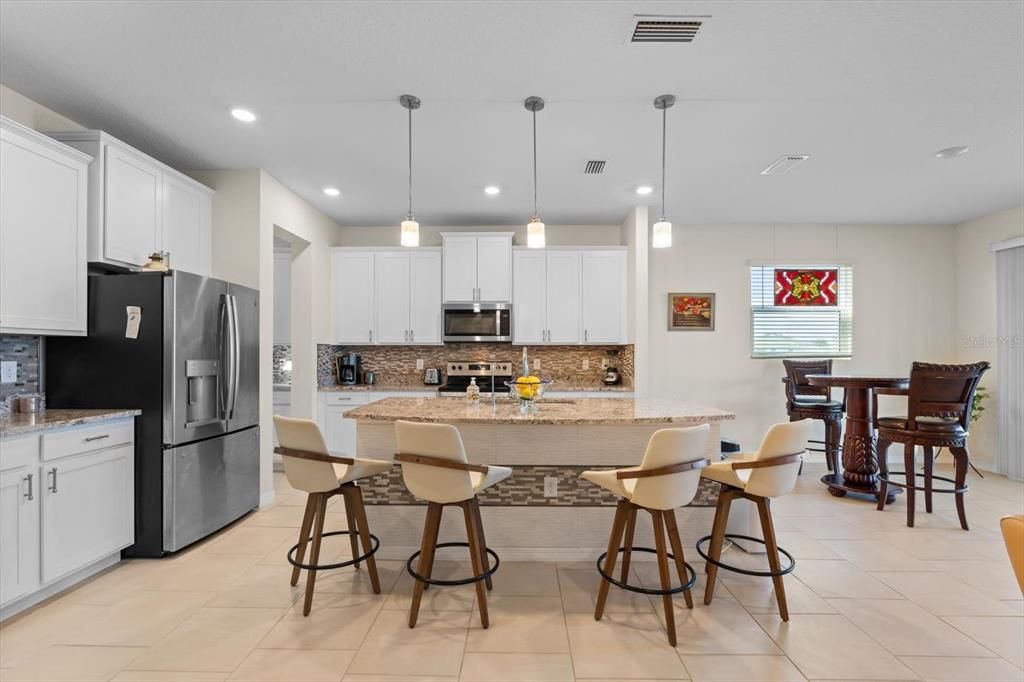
[484,186,501,195]
[636,185,654,195]
[935,145,969,159]
[323,187,340,197]
[230,108,257,123]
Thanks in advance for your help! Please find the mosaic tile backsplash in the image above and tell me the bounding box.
[316,343,634,388]
[273,344,292,386]
[0,335,42,415]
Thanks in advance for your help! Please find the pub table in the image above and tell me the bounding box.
[807,374,910,502]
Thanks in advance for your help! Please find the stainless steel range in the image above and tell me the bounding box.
[437,361,514,395]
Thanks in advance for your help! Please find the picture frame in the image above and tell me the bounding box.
[667,292,715,331]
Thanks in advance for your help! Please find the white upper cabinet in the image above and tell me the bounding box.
[330,248,442,345]
[162,173,211,276]
[409,251,443,344]
[331,251,375,344]
[512,248,627,345]
[442,232,512,302]
[0,117,90,336]
[49,131,213,275]
[581,250,627,344]
[374,252,412,344]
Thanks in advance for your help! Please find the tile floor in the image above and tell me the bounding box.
[1,460,1021,682]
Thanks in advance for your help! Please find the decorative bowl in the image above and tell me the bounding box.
[505,378,553,413]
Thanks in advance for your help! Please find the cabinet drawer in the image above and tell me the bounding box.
[323,394,369,407]
[0,435,39,471]
[41,419,133,462]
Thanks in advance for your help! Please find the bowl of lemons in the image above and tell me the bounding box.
[505,376,553,413]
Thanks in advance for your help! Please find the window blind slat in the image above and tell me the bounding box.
[750,265,853,358]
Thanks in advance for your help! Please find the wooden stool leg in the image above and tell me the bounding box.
[923,446,934,514]
[291,495,317,586]
[302,493,328,616]
[619,507,637,583]
[471,498,492,591]
[904,443,916,528]
[342,488,361,569]
[463,499,490,628]
[348,485,381,594]
[651,510,677,646]
[595,499,629,621]
[826,420,840,473]
[876,439,892,511]
[756,497,789,622]
[664,509,694,609]
[704,488,733,605]
[950,446,970,531]
[409,502,442,628]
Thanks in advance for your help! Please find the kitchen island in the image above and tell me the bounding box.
[343,397,735,560]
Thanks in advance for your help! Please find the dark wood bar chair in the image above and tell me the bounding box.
[580,424,711,646]
[876,362,990,530]
[697,419,812,621]
[782,359,845,474]
[273,416,391,616]
[394,420,511,629]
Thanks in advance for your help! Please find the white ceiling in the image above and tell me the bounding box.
[1,1,1021,227]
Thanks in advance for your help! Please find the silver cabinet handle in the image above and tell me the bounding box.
[84,434,110,442]
[410,329,415,342]
[584,329,588,343]
[48,467,58,494]
[23,473,33,501]
[369,329,373,343]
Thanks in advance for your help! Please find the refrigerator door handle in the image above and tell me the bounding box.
[228,294,241,419]
[218,295,230,421]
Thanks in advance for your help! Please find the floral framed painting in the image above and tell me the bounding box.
[668,292,715,331]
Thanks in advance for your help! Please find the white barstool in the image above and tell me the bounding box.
[273,415,392,616]
[580,424,711,646]
[697,419,811,621]
[394,420,511,629]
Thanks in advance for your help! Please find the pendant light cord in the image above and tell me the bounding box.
[407,105,414,219]
[532,109,538,218]
[660,106,667,220]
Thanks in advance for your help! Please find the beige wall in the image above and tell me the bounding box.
[645,223,959,452]
[0,83,84,131]
[954,205,1024,470]
[333,223,622,248]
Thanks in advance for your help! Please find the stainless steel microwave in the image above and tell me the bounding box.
[442,303,512,342]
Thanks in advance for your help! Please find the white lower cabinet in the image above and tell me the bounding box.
[0,418,135,615]
[318,393,369,455]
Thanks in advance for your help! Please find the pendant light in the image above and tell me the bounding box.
[652,94,676,249]
[399,94,421,247]
[524,96,546,248]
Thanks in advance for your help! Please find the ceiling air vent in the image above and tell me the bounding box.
[760,155,811,175]
[629,15,707,43]
[584,160,606,174]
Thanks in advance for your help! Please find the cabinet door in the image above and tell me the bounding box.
[580,251,626,344]
[162,173,210,276]
[442,236,478,302]
[331,251,375,343]
[41,445,133,584]
[104,145,161,267]
[0,126,88,335]
[323,405,359,455]
[374,252,412,344]
[476,236,512,301]
[545,252,582,344]
[0,465,39,605]
[409,251,442,344]
[512,251,546,344]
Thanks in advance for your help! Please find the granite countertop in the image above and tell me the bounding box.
[0,409,142,437]
[319,384,438,393]
[343,397,734,425]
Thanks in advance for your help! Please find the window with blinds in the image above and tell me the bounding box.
[750,265,853,358]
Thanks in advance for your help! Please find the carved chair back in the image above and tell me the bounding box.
[906,362,990,432]
[782,359,832,403]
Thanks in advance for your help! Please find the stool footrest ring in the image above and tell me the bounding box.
[287,530,380,571]
[407,542,500,587]
[596,546,697,596]
[878,471,968,494]
[695,535,796,578]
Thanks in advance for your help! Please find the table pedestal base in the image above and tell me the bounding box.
[820,473,900,504]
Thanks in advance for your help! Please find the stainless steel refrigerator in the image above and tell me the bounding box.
[46,270,260,556]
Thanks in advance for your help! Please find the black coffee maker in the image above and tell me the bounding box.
[336,352,362,385]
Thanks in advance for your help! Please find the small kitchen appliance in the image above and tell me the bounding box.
[437,361,513,395]
[336,352,362,385]
[603,350,622,386]
[423,368,440,385]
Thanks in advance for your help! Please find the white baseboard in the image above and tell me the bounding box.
[259,489,277,509]
[1,552,121,622]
